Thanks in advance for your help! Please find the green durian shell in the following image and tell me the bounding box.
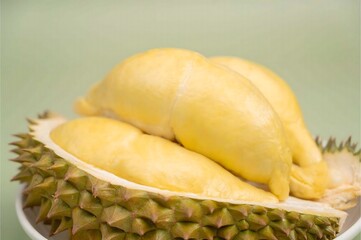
[10,116,345,240]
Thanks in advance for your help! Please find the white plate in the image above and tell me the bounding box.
[16,187,361,240]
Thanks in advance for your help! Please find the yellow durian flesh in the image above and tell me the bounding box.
[75,48,292,200]
[75,49,195,140]
[210,57,329,199]
[50,117,278,203]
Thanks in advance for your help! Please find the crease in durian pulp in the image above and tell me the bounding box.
[30,116,347,228]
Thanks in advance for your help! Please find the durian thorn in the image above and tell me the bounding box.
[24,174,44,193]
[314,136,322,147]
[324,225,336,237]
[10,148,23,155]
[10,134,33,148]
[38,111,59,120]
[320,136,361,158]
[53,217,73,235]
[31,154,53,169]
[78,191,103,217]
[64,167,87,181]
[325,137,337,153]
[22,145,43,157]
[355,149,361,156]
[314,216,331,226]
[23,191,42,208]
[10,141,25,148]
[312,225,324,239]
[48,160,67,170]
[30,177,57,195]
[259,226,277,240]
[295,228,307,239]
[350,143,358,152]
[338,141,344,150]
[345,136,353,147]
[100,224,126,240]
[54,180,79,200]
[47,160,69,178]
[36,198,52,224]
[49,219,61,236]
[21,162,34,169]
[11,169,32,182]
[38,111,51,119]
[10,153,35,164]
[289,230,298,240]
[26,118,38,125]
[71,207,99,235]
[13,133,29,139]
[344,137,358,152]
[47,199,72,218]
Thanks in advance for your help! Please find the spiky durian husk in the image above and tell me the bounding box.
[11,127,343,240]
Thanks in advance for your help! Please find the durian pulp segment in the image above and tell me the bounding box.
[74,48,292,200]
[31,116,347,229]
[290,161,329,199]
[48,116,277,203]
[209,57,328,199]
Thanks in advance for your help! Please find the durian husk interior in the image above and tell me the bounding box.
[11,114,348,240]
[316,137,361,210]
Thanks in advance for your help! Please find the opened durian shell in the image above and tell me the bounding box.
[11,113,355,240]
[315,137,361,210]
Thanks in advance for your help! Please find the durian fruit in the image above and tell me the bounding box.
[12,114,348,240]
[74,48,292,200]
[209,57,328,200]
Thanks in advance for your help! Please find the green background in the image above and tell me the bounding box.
[1,1,360,239]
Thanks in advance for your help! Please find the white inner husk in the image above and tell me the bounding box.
[31,116,347,230]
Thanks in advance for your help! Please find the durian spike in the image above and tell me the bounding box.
[36,198,52,223]
[53,217,73,235]
[10,152,36,164]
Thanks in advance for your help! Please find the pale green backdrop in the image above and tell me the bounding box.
[1,1,360,239]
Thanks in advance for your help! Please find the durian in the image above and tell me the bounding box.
[11,114,349,240]
[209,57,328,200]
[74,48,292,200]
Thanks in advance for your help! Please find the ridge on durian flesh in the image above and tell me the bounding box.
[74,48,292,200]
[315,137,361,210]
[48,116,277,203]
[11,114,347,240]
[209,57,328,200]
